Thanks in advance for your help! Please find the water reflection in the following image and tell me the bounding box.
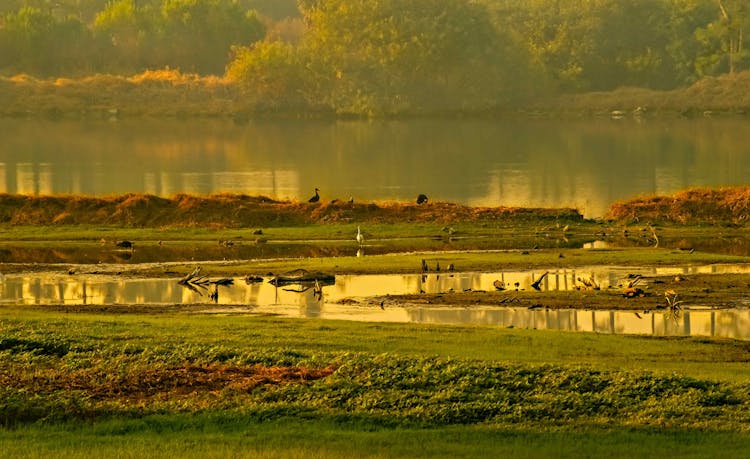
[405,306,750,340]
[4,118,750,217]
[2,266,750,339]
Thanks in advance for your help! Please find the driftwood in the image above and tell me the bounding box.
[268,269,335,286]
[178,267,234,295]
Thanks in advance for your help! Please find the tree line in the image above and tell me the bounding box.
[0,0,275,75]
[1,0,748,115]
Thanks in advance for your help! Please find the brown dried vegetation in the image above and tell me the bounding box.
[0,193,581,228]
[607,187,750,225]
[0,70,243,118]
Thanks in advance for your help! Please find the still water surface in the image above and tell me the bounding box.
[3,117,750,218]
[3,264,750,339]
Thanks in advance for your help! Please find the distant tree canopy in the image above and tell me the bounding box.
[92,0,266,74]
[2,0,750,115]
[228,0,542,115]
[487,0,720,91]
[0,0,268,75]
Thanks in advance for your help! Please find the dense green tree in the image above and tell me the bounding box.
[662,0,717,86]
[229,0,541,115]
[92,0,151,72]
[0,6,91,75]
[157,0,266,74]
[227,41,311,109]
[91,0,266,74]
[489,0,711,91]
[3,0,750,105]
[695,0,750,75]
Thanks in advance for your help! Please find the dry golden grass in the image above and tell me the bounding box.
[0,193,581,228]
[607,186,750,224]
[0,69,246,118]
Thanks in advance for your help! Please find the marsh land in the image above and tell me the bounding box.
[2,188,750,458]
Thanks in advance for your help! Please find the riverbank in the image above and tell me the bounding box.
[3,70,750,119]
[2,186,750,227]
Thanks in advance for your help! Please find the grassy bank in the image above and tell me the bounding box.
[530,71,750,118]
[1,310,750,457]
[4,70,750,120]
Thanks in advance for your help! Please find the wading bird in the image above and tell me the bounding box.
[308,188,320,203]
[416,194,428,204]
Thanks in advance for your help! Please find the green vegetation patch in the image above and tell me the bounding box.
[2,310,750,431]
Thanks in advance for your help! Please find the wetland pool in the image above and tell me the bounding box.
[3,264,750,339]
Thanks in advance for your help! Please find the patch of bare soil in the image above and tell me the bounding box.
[2,363,334,402]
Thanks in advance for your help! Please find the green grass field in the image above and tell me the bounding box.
[2,309,749,458]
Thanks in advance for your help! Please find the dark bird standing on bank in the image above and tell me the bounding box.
[416,194,428,205]
[308,188,320,203]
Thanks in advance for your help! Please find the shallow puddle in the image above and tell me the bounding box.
[2,264,750,339]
